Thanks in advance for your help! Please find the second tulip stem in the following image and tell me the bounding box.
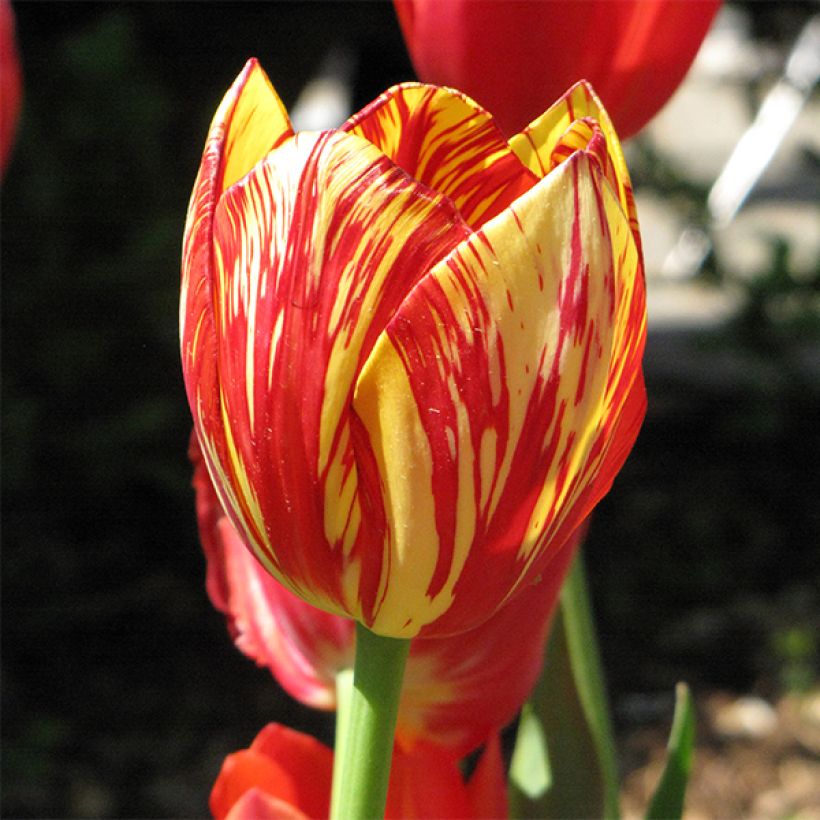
[330,622,410,820]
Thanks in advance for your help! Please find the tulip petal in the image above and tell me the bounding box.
[509,81,640,249]
[344,83,538,228]
[196,127,470,622]
[386,743,472,819]
[467,733,509,820]
[224,789,308,820]
[181,59,293,508]
[210,724,332,820]
[354,149,645,636]
[393,0,719,140]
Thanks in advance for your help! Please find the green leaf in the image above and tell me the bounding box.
[509,550,620,819]
[645,683,696,820]
[509,702,551,800]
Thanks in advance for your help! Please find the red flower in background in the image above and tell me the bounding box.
[210,723,507,820]
[0,0,21,173]
[394,0,721,139]
[192,437,580,758]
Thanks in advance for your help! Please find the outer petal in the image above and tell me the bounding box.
[181,58,293,532]
[193,433,353,710]
[353,149,645,637]
[181,58,291,388]
[192,124,471,626]
[394,0,719,139]
[343,83,538,228]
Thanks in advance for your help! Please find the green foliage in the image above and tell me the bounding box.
[646,684,696,820]
[510,553,619,819]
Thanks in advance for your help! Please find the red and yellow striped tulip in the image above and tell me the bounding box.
[192,437,579,757]
[181,59,646,640]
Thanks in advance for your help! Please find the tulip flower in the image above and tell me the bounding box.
[192,436,580,757]
[394,0,721,139]
[181,59,646,642]
[0,0,21,173]
[210,722,507,820]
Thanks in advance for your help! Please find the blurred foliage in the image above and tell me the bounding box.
[2,2,818,818]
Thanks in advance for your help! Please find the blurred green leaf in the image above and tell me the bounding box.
[509,703,551,801]
[510,551,620,819]
[646,683,696,820]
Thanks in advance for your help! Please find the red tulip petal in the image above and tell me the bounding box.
[466,733,508,819]
[220,515,354,709]
[393,0,719,139]
[354,149,645,637]
[597,0,721,138]
[210,750,284,820]
[195,126,470,625]
[224,788,309,820]
[210,724,332,820]
[386,743,472,819]
[344,83,538,228]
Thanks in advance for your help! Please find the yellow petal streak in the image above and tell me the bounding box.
[352,346,443,633]
[219,60,293,193]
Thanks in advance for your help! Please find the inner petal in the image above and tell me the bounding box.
[343,82,538,229]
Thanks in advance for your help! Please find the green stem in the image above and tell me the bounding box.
[330,668,354,815]
[329,623,410,820]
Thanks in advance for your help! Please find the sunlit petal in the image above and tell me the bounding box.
[344,82,537,228]
[354,150,644,636]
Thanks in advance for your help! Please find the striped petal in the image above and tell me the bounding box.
[509,80,641,251]
[181,58,292,482]
[195,127,470,620]
[343,83,538,228]
[353,149,645,637]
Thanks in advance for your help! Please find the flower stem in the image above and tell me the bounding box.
[329,623,410,820]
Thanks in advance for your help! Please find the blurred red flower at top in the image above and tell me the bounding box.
[394,0,721,139]
[0,0,21,174]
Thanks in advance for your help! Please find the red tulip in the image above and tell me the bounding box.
[210,723,506,820]
[192,436,579,757]
[394,0,721,139]
[0,0,21,173]
[181,59,645,639]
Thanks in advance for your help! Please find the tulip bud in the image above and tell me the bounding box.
[181,60,646,639]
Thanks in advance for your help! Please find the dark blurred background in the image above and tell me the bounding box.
[2,2,817,817]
